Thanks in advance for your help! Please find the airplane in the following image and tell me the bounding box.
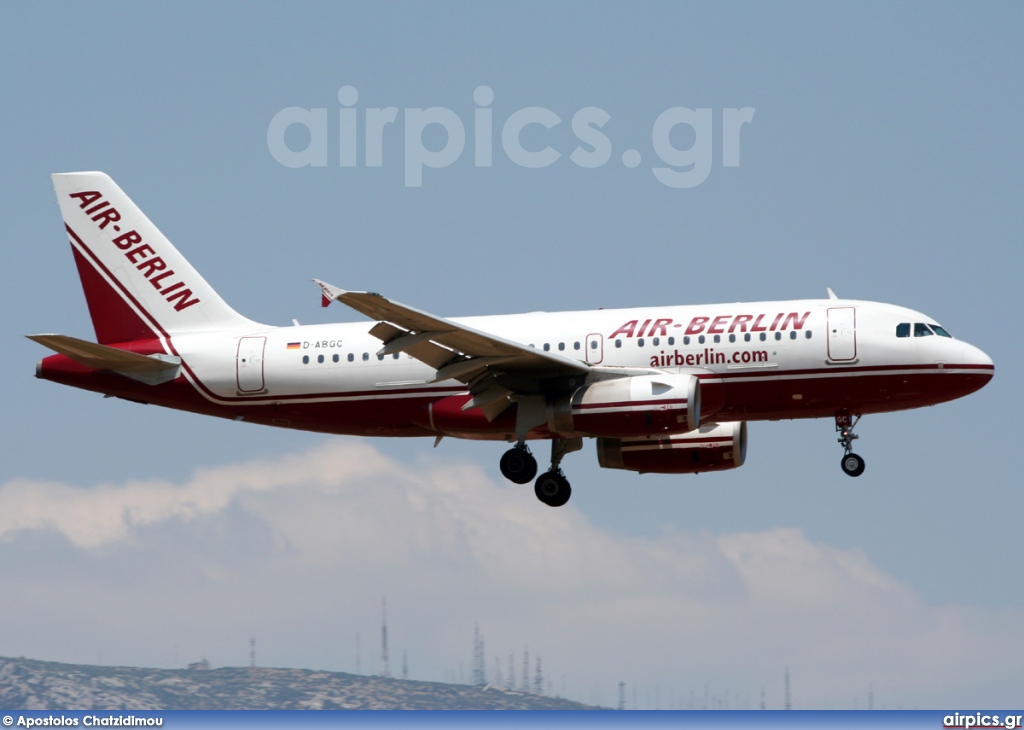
[29,172,995,507]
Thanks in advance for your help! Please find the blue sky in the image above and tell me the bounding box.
[2,2,1022,709]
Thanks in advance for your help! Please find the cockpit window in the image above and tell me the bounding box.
[898,322,951,338]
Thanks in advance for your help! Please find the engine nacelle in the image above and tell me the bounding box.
[596,421,747,474]
[547,373,700,437]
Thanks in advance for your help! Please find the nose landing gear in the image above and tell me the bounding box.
[836,414,866,477]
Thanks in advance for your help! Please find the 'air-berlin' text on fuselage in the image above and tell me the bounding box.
[68,190,200,311]
[609,312,811,339]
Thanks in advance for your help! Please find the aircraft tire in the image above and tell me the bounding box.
[500,447,538,484]
[841,453,866,477]
[534,471,571,507]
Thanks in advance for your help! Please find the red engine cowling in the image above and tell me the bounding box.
[596,421,747,474]
[547,373,701,437]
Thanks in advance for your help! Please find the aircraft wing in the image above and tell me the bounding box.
[314,280,591,420]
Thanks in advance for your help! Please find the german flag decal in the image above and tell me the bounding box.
[286,342,301,350]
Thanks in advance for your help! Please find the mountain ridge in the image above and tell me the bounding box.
[0,657,599,710]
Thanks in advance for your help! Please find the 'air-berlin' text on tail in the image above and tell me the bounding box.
[52,171,257,344]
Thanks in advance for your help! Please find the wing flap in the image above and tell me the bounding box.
[368,322,454,369]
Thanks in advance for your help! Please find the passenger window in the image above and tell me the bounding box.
[317,354,324,364]
[774,332,782,341]
[896,323,910,338]
[713,335,721,344]
[914,322,933,337]
[930,324,953,338]
[683,336,690,345]
[362,353,369,361]
[333,354,339,363]
[302,355,309,365]
[575,342,581,350]
[668,336,675,346]
[805,331,812,339]
[615,339,622,348]
[728,334,736,343]
[638,338,645,347]
[759,333,767,342]
[744,333,751,342]
[698,335,706,345]
[789,331,797,340]
[589,340,596,349]
[543,343,550,351]
[348,353,354,362]
[652,337,660,346]
[393,353,400,359]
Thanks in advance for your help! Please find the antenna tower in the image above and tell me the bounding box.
[472,624,487,685]
[521,648,530,693]
[534,656,544,696]
[249,636,255,669]
[379,597,391,678]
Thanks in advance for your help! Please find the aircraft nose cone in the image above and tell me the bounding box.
[961,342,994,369]
[959,342,994,394]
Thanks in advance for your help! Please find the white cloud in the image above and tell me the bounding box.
[0,440,1020,708]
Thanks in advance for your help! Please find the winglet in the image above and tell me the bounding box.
[313,279,346,308]
[827,287,839,300]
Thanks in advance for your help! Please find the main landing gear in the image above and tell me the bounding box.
[500,438,582,507]
[836,414,866,477]
[499,443,538,484]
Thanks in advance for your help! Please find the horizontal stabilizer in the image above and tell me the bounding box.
[28,334,181,385]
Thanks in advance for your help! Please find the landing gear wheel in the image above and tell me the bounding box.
[534,471,571,507]
[500,446,537,484]
[835,414,866,477]
[841,453,865,477]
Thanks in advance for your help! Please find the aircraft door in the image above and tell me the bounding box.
[827,307,857,361]
[237,336,267,392]
[585,333,604,364]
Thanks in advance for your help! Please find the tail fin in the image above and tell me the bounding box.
[52,172,257,343]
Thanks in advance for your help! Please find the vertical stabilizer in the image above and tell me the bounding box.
[52,172,258,343]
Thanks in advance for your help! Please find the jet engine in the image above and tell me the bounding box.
[546,373,701,437]
[596,421,747,474]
